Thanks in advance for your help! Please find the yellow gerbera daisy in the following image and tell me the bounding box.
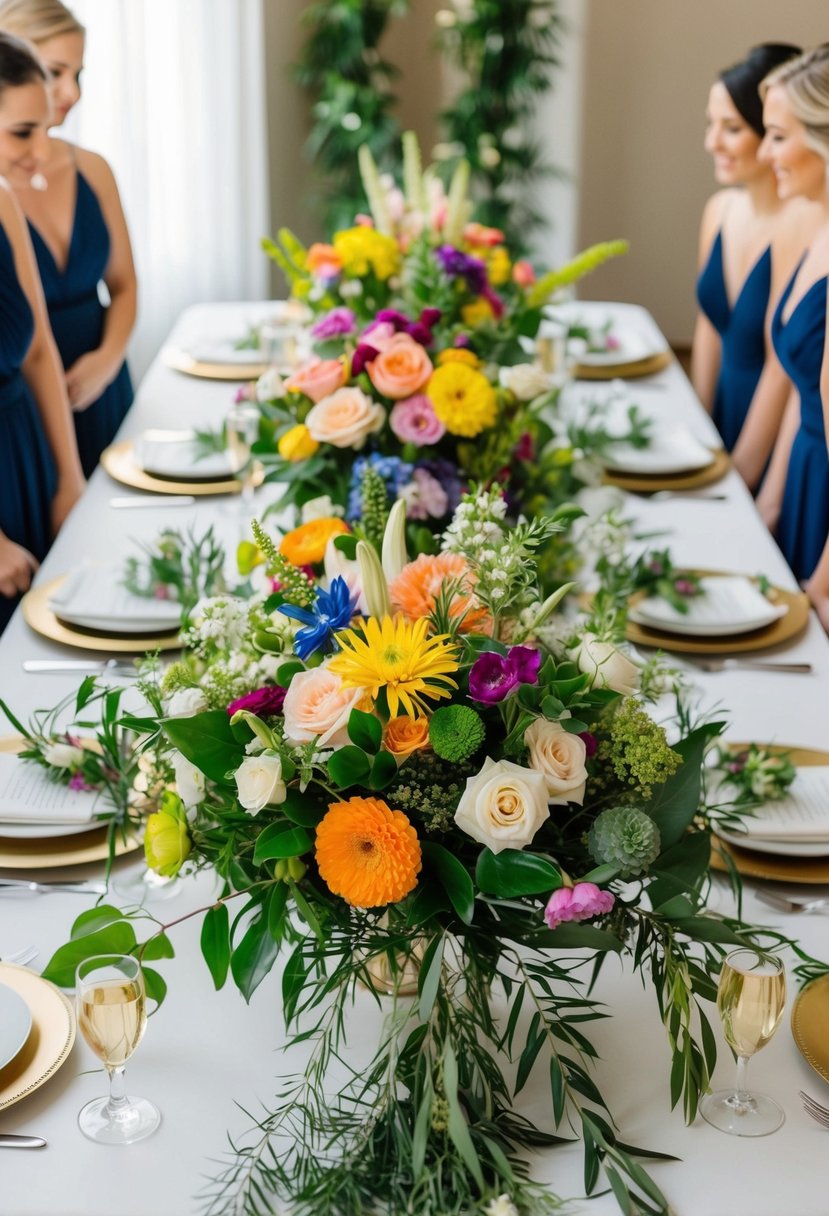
[328,615,458,717]
[426,363,497,439]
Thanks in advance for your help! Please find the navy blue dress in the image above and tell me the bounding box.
[0,221,57,630]
[772,262,829,582]
[696,231,771,451]
[28,169,133,478]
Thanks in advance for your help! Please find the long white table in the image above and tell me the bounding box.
[1,303,828,1216]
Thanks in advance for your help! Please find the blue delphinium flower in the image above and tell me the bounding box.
[347,452,414,520]
[279,576,359,661]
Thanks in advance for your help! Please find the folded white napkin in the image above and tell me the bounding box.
[630,576,787,637]
[603,426,714,475]
[48,565,181,634]
[730,769,829,841]
[188,339,263,365]
[0,753,108,824]
[134,431,234,480]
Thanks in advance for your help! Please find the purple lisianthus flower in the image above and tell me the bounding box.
[311,307,356,340]
[508,646,542,684]
[373,308,410,330]
[351,342,380,377]
[227,685,287,718]
[469,652,519,704]
[543,883,615,930]
[434,245,488,295]
[389,395,446,446]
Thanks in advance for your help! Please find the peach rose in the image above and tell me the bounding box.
[384,716,431,761]
[524,719,587,805]
[282,665,365,750]
[305,243,342,277]
[284,358,347,403]
[367,333,433,400]
[305,387,385,450]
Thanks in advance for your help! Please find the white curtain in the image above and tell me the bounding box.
[64,0,269,380]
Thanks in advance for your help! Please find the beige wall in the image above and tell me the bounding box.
[576,1,828,346]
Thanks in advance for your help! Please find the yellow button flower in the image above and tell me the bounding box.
[144,806,191,878]
[426,363,497,438]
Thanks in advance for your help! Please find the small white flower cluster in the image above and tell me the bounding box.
[441,485,508,556]
[483,1196,520,1216]
[185,596,252,653]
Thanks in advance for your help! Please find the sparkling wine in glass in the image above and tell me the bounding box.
[76,955,160,1144]
[225,402,260,516]
[700,948,786,1136]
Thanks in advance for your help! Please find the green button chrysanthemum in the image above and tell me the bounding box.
[428,704,485,764]
[588,806,661,879]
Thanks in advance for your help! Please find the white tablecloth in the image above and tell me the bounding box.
[1,303,828,1216]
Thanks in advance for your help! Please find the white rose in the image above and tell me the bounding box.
[484,1197,520,1216]
[282,664,365,750]
[165,687,209,718]
[171,749,205,810]
[524,719,587,805]
[43,741,84,769]
[305,387,385,450]
[235,752,286,816]
[454,757,550,854]
[256,367,285,403]
[575,633,641,696]
[301,494,344,524]
[498,362,550,401]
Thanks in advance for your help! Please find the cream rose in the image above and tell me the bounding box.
[171,749,206,811]
[282,664,364,749]
[524,719,587,805]
[284,357,346,403]
[235,752,287,816]
[255,367,285,403]
[498,363,550,402]
[575,633,641,696]
[454,757,550,854]
[43,741,84,769]
[305,387,386,450]
[165,687,209,718]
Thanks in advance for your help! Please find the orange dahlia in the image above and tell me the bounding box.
[315,796,422,907]
[280,517,349,566]
[390,552,492,635]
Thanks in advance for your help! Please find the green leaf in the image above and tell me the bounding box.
[288,878,324,943]
[163,709,241,785]
[267,883,289,942]
[201,903,230,990]
[422,842,475,924]
[41,922,138,988]
[671,917,748,946]
[142,966,167,1009]
[276,661,305,687]
[333,533,359,560]
[417,934,444,1023]
[347,708,382,754]
[476,848,562,898]
[280,789,325,826]
[644,722,724,848]
[253,823,312,862]
[579,863,619,885]
[70,905,125,940]
[370,750,398,790]
[328,744,371,788]
[282,942,307,1023]
[74,676,98,713]
[230,911,280,1003]
[139,932,175,961]
[443,1040,484,1188]
[540,923,623,952]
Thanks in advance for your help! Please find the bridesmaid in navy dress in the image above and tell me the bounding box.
[0,32,84,628]
[692,44,818,490]
[756,47,829,631]
[0,0,136,478]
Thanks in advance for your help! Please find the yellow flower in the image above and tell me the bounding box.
[144,804,191,878]
[237,540,265,576]
[315,796,422,907]
[333,227,400,281]
[383,715,432,760]
[436,348,482,369]
[278,424,319,462]
[280,517,350,566]
[426,363,497,438]
[328,615,459,717]
[461,297,496,327]
[486,246,511,286]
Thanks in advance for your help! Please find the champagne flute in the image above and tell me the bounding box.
[700,948,786,1136]
[225,402,261,517]
[75,955,161,1144]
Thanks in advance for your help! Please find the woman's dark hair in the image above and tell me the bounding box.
[721,43,802,136]
[0,30,46,98]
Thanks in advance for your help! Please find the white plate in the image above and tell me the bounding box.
[0,818,113,840]
[544,300,669,366]
[0,982,32,1071]
[47,565,181,636]
[629,576,788,637]
[602,427,715,475]
[134,431,234,481]
[713,827,829,858]
[187,339,264,365]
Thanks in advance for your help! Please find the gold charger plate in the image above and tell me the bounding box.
[101,438,264,497]
[161,344,267,381]
[574,349,673,380]
[710,745,829,883]
[22,576,182,655]
[792,974,829,1086]
[604,446,730,493]
[626,570,809,656]
[0,963,75,1110]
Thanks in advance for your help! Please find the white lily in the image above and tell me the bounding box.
[357,540,392,618]
[381,498,409,584]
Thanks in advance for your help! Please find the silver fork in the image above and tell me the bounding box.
[685,658,813,674]
[2,945,38,967]
[756,890,829,915]
[800,1091,829,1128]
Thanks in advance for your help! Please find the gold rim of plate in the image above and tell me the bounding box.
[161,344,268,381]
[625,568,810,655]
[573,349,673,380]
[792,974,829,1087]
[604,446,731,493]
[0,963,75,1110]
[21,575,182,654]
[710,744,829,883]
[101,438,265,497]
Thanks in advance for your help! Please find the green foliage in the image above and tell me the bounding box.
[476,848,561,898]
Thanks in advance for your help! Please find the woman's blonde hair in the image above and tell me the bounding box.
[762,44,829,161]
[0,0,83,44]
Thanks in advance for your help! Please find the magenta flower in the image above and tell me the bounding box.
[227,686,287,718]
[543,883,615,930]
[311,307,356,340]
[469,646,541,704]
[68,771,95,792]
[351,343,381,377]
[389,395,446,446]
[509,646,542,684]
[579,731,598,758]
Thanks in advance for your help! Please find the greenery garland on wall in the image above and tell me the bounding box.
[434,0,563,252]
[295,0,410,236]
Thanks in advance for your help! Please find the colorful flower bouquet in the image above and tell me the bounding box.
[33,487,823,1216]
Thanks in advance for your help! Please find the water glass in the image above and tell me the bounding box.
[225,402,261,513]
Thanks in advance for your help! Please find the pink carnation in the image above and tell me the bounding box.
[389,394,446,446]
[400,468,449,520]
[543,883,614,930]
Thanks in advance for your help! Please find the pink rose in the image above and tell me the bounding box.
[512,260,536,287]
[366,333,433,400]
[360,320,397,352]
[389,394,446,446]
[282,665,365,749]
[284,358,347,403]
[305,387,386,450]
[543,883,614,930]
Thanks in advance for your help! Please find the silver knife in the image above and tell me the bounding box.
[110,495,195,509]
[23,659,137,676]
[0,1135,46,1148]
[0,879,108,895]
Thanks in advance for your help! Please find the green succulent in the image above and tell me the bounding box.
[588,806,661,879]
